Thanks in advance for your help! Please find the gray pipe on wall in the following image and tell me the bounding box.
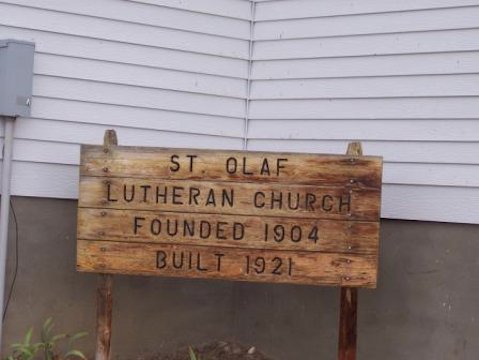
[0,116,15,351]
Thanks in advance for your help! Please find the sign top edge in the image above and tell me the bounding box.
[80,144,383,162]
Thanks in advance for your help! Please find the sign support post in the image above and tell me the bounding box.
[95,130,117,360]
[338,142,362,360]
[338,287,358,360]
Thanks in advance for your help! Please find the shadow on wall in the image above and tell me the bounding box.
[2,197,479,360]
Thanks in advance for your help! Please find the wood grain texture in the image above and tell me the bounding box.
[77,208,379,254]
[78,177,381,221]
[338,287,358,360]
[80,145,382,189]
[94,130,116,360]
[77,137,382,287]
[77,240,378,288]
[338,141,362,360]
[95,274,113,360]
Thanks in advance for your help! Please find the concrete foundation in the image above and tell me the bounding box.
[2,196,479,359]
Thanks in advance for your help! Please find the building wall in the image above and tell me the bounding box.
[3,197,479,359]
[250,0,479,223]
[0,0,250,198]
[0,0,478,223]
[1,3,479,359]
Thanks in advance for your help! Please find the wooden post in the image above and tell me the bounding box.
[96,274,113,360]
[95,130,117,360]
[338,141,362,360]
[338,287,358,360]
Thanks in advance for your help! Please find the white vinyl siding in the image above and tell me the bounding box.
[254,0,479,21]
[249,0,479,224]
[0,0,250,198]
[252,52,479,80]
[1,0,478,224]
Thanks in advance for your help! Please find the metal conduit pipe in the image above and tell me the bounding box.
[0,116,15,350]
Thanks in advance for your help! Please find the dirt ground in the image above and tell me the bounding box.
[137,341,272,360]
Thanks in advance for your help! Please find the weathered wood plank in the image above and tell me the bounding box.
[96,274,113,360]
[78,177,381,221]
[80,145,383,189]
[338,287,358,360]
[77,240,378,288]
[95,129,116,360]
[338,141,363,360]
[78,208,379,254]
[78,134,382,288]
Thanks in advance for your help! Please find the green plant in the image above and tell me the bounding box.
[188,347,200,360]
[5,318,88,360]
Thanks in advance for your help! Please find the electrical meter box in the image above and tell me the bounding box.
[0,39,35,117]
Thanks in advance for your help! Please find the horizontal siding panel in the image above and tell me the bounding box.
[382,184,479,224]
[255,7,479,40]
[247,139,479,165]
[248,119,479,142]
[253,29,479,60]
[34,54,246,98]
[8,162,80,199]
[384,163,479,187]
[249,98,479,119]
[128,0,251,20]
[12,139,80,166]
[0,26,248,78]
[0,3,249,59]
[251,74,479,99]
[32,76,245,118]
[0,0,250,39]
[12,134,243,166]
[30,97,244,138]
[252,52,479,80]
[13,118,243,149]
[255,0,479,21]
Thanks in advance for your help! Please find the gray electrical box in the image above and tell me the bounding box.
[0,39,35,117]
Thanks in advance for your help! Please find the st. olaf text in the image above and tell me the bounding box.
[169,154,289,177]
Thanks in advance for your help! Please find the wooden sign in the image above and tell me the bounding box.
[77,142,382,288]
